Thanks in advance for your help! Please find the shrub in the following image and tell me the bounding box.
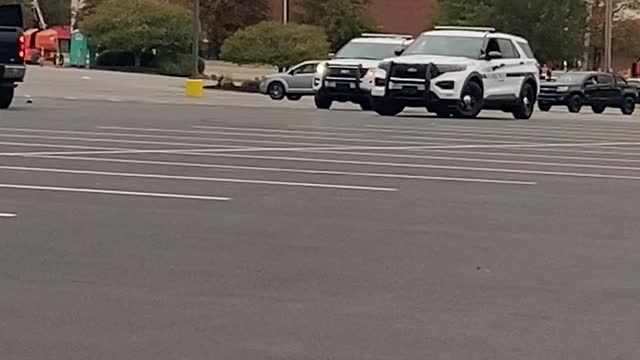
[151,52,205,77]
[220,21,329,71]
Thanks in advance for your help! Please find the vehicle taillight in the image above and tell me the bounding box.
[18,35,25,62]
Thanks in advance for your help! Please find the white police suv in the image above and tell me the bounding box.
[313,34,413,111]
[370,26,540,119]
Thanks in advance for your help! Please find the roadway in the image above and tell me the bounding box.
[2,69,640,359]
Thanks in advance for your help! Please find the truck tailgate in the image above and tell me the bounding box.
[0,27,22,64]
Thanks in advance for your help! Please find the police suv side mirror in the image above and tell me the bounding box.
[394,47,405,56]
[327,52,335,60]
[487,51,502,60]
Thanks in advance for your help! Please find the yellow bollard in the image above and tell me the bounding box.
[185,79,204,97]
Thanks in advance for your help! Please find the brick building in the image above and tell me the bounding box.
[267,0,438,36]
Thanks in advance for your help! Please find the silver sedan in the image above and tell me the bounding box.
[259,61,321,101]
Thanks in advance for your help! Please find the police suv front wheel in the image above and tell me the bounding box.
[452,81,483,119]
[371,97,405,117]
[314,90,333,110]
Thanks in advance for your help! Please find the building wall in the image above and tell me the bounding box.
[268,0,438,36]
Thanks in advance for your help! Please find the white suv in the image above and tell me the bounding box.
[370,26,540,119]
[313,34,413,111]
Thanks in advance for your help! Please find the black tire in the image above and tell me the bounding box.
[452,81,483,119]
[567,94,583,113]
[621,96,635,115]
[591,103,606,114]
[512,82,536,120]
[0,87,14,109]
[435,110,451,118]
[286,94,302,101]
[359,99,373,111]
[268,82,286,101]
[538,102,551,112]
[371,97,404,117]
[314,90,333,110]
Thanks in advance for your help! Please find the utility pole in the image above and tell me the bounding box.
[191,0,200,77]
[283,0,289,24]
[603,0,613,72]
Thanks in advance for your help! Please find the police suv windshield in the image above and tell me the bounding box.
[335,42,401,60]
[404,35,484,59]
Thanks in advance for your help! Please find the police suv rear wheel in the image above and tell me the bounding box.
[512,82,536,120]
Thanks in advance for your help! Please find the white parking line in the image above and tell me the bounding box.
[428,149,640,163]
[29,155,537,186]
[297,124,640,143]
[0,141,129,152]
[99,126,446,145]
[0,166,398,192]
[0,133,249,149]
[173,152,640,182]
[303,149,640,171]
[0,127,447,148]
[0,213,17,218]
[370,123,640,141]
[0,184,230,201]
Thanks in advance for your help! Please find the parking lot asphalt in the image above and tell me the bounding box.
[2,98,640,360]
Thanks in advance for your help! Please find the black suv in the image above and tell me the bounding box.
[538,71,637,115]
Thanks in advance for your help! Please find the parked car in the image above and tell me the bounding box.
[259,61,321,101]
[538,71,637,115]
[0,4,27,109]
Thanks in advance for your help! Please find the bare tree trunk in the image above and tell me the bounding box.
[583,0,594,70]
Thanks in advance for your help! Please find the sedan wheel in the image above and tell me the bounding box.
[268,82,286,101]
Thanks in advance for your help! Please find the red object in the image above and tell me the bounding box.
[24,28,59,64]
[634,63,640,77]
[18,34,25,62]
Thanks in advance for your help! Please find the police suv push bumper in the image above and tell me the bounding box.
[371,62,468,107]
[317,64,373,101]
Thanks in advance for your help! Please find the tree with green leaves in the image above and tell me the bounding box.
[79,0,191,67]
[297,0,377,50]
[198,0,269,58]
[220,21,329,71]
[437,0,587,64]
[436,0,493,27]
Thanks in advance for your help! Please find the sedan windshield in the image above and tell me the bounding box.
[335,42,401,60]
[404,35,484,59]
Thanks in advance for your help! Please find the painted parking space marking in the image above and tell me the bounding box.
[0,184,231,201]
[0,166,398,192]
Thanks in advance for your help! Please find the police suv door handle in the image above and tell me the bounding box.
[492,63,506,71]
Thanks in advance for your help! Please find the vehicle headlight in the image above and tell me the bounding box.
[557,86,569,92]
[436,64,467,73]
[364,68,375,78]
[316,62,328,75]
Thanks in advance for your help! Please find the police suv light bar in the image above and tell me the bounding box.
[361,33,413,40]
[433,26,496,32]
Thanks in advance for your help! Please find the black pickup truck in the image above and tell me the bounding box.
[0,4,26,109]
[538,71,637,115]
